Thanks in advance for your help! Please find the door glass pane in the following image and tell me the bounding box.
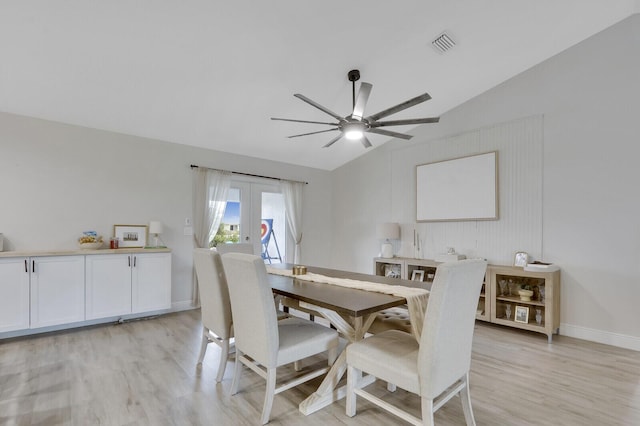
[261,192,285,264]
[213,188,240,247]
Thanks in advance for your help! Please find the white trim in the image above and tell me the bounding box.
[560,323,640,352]
[171,300,197,312]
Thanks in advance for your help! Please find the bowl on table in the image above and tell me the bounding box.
[78,241,103,250]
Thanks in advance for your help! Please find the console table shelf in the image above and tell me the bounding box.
[374,257,560,342]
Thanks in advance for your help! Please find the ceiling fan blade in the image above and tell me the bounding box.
[351,82,372,120]
[361,136,373,148]
[288,128,339,138]
[371,117,440,127]
[368,128,413,140]
[271,117,339,126]
[366,92,432,122]
[323,133,343,148]
[294,94,344,121]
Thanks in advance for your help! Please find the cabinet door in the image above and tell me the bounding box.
[131,253,171,313]
[30,256,85,328]
[0,258,30,332]
[86,254,132,320]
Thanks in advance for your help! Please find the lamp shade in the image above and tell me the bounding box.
[376,222,400,240]
[149,221,164,234]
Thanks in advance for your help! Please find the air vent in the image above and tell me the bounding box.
[431,32,456,53]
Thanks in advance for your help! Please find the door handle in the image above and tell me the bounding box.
[245,236,250,241]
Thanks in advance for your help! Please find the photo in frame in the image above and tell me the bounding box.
[113,225,148,248]
[515,305,529,324]
[384,264,401,278]
[411,270,425,281]
[513,251,529,267]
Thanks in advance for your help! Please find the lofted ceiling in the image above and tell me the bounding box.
[0,1,638,170]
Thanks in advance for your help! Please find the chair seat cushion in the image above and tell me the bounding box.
[277,318,338,366]
[367,306,412,334]
[346,330,420,394]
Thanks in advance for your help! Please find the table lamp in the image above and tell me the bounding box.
[377,222,400,258]
[149,221,164,248]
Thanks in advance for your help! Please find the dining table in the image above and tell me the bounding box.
[266,263,432,416]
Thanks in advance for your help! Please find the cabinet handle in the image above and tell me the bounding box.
[128,256,131,267]
[32,260,35,273]
[25,259,28,273]
[133,256,137,267]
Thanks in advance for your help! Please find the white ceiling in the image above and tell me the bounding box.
[1,1,638,170]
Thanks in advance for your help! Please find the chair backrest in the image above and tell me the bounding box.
[221,253,279,367]
[193,248,232,339]
[216,243,254,255]
[418,259,487,399]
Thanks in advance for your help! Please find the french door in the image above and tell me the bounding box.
[218,178,287,263]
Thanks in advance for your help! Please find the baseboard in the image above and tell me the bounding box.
[171,300,197,312]
[560,323,640,352]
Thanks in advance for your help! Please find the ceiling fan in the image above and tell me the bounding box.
[271,69,440,148]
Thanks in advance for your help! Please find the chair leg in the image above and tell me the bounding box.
[460,374,476,426]
[231,349,243,395]
[294,360,302,371]
[196,327,209,365]
[260,368,276,425]
[346,364,358,417]
[421,397,435,426]
[328,345,338,366]
[215,339,230,383]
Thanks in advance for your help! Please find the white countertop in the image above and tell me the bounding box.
[0,247,171,258]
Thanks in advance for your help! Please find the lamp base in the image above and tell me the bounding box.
[381,242,393,258]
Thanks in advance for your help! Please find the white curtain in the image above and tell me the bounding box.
[192,168,231,304]
[281,180,304,263]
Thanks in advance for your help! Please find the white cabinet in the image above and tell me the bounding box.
[0,249,171,338]
[86,254,132,319]
[0,258,30,332]
[86,252,171,319]
[132,252,171,313]
[30,255,85,328]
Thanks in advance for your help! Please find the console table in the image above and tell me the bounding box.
[374,257,560,342]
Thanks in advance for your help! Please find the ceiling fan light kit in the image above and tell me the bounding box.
[271,69,440,149]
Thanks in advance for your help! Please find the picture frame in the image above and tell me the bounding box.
[411,270,425,281]
[113,224,148,248]
[513,251,529,267]
[515,306,529,323]
[384,264,401,279]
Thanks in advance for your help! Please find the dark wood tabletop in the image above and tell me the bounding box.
[268,263,432,318]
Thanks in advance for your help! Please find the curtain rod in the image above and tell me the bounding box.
[190,164,308,185]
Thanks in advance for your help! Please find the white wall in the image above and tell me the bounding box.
[332,14,640,350]
[0,113,333,308]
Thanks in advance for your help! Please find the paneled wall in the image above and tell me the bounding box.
[391,115,543,265]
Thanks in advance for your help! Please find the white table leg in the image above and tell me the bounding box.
[297,302,377,415]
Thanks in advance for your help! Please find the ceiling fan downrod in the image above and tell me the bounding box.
[348,69,360,109]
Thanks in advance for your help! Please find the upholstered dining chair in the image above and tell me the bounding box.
[345,259,488,426]
[215,243,254,255]
[221,253,339,425]
[217,242,292,321]
[193,248,233,383]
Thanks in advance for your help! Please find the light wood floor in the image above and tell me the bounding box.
[1,310,639,425]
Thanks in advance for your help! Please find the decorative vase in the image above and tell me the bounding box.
[498,279,508,297]
[535,309,543,325]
